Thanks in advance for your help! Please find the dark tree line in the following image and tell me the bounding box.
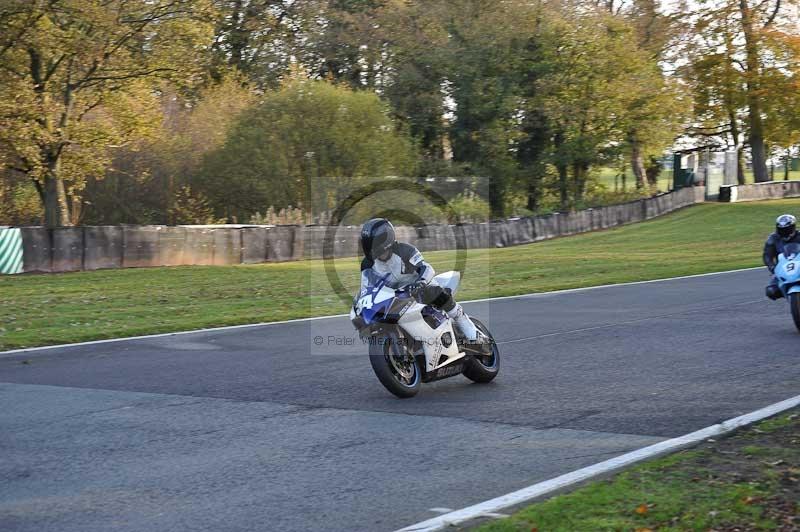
[2,0,799,226]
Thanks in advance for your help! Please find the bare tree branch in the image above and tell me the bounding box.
[763,0,781,27]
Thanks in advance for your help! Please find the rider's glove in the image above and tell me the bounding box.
[406,281,426,295]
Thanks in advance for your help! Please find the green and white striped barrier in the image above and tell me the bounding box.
[0,227,23,274]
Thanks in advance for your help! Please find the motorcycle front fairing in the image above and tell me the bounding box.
[775,243,800,296]
[351,269,465,372]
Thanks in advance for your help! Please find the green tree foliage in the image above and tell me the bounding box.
[440,0,537,217]
[312,0,682,215]
[0,0,214,226]
[195,77,417,221]
[532,9,683,209]
[0,175,42,226]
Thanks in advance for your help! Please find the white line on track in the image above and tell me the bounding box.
[0,266,762,357]
[396,393,800,532]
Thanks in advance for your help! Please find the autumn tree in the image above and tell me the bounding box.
[0,0,213,227]
[81,76,256,224]
[690,0,798,182]
[685,0,800,182]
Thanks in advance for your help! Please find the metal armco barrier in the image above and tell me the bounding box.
[0,227,23,274]
[6,186,706,274]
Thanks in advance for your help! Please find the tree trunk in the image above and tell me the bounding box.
[724,24,746,186]
[558,163,568,211]
[621,162,627,191]
[43,175,70,227]
[645,156,660,187]
[573,162,589,206]
[43,156,71,227]
[739,0,769,182]
[488,175,505,219]
[786,148,791,181]
[554,130,569,210]
[630,132,646,189]
[728,111,746,185]
[736,148,746,185]
[526,177,539,212]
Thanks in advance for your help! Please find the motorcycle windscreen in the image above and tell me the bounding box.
[783,243,800,260]
[358,269,413,325]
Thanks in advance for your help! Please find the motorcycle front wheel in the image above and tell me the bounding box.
[790,293,800,333]
[462,318,500,383]
[369,334,421,398]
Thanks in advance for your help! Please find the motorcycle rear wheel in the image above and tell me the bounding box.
[369,335,421,398]
[790,293,800,333]
[462,318,500,383]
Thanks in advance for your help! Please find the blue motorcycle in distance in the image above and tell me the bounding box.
[774,242,800,332]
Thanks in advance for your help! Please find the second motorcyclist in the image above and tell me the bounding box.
[764,214,800,300]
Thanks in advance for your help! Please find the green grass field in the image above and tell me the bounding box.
[475,410,800,532]
[2,198,799,350]
[595,167,800,193]
[595,166,672,192]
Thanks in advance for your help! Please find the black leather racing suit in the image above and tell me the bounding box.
[360,242,456,312]
[763,231,800,299]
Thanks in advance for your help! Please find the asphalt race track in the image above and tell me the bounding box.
[2,268,799,532]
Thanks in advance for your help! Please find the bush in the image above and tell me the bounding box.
[195,78,417,222]
[0,179,43,226]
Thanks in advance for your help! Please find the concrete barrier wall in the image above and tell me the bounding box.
[52,228,84,272]
[719,181,800,202]
[20,227,51,273]
[84,226,123,270]
[15,186,705,273]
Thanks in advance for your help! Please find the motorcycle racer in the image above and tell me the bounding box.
[359,218,480,341]
[764,214,800,300]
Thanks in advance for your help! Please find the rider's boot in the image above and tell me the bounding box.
[447,304,480,342]
[766,278,783,300]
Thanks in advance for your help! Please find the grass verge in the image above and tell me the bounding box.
[1,198,798,350]
[473,410,800,532]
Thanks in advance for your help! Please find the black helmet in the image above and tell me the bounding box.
[361,218,396,259]
[776,214,797,241]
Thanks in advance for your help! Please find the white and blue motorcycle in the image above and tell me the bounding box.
[774,242,800,331]
[350,270,499,398]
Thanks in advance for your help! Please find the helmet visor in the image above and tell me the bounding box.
[362,232,392,258]
[778,224,796,240]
